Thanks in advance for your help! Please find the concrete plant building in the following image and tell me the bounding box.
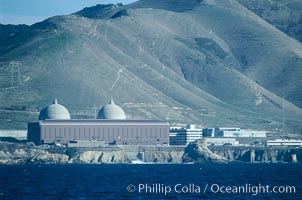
[203,127,266,138]
[267,139,302,147]
[28,99,169,146]
[170,124,203,145]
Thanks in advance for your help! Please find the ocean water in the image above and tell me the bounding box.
[0,163,301,200]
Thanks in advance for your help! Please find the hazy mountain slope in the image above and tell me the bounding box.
[237,0,302,42]
[0,0,301,133]
[0,16,250,127]
[188,0,302,108]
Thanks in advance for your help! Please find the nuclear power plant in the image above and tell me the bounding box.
[27,99,169,146]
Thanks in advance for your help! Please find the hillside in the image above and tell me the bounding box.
[0,0,301,134]
[0,24,29,44]
[237,0,302,43]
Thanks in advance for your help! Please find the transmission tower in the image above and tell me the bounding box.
[9,61,22,87]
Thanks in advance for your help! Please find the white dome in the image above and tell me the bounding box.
[39,99,70,120]
[97,99,126,120]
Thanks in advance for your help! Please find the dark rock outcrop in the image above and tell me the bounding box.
[182,139,228,163]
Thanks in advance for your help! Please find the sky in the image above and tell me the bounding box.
[0,0,136,25]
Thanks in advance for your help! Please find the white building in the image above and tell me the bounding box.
[240,130,266,137]
[217,127,241,137]
[267,139,302,147]
[170,124,202,145]
[203,127,266,138]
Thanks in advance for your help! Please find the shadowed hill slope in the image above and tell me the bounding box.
[0,24,29,44]
[237,0,302,43]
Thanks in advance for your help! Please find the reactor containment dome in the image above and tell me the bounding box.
[97,99,126,120]
[38,99,71,120]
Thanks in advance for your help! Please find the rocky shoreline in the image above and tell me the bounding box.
[185,140,302,163]
[0,140,301,164]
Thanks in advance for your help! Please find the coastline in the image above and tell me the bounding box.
[0,140,301,164]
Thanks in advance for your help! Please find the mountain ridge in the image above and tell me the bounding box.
[0,0,301,134]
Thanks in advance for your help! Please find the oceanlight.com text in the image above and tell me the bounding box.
[209,183,296,195]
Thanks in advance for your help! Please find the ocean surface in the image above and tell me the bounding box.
[0,163,301,200]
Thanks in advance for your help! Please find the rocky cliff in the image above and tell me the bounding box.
[1,141,301,164]
[149,150,184,163]
[183,140,228,163]
[211,146,302,163]
[182,139,302,163]
[0,142,184,164]
[0,142,69,164]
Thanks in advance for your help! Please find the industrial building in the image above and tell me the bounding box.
[170,124,202,145]
[267,139,302,147]
[203,127,266,138]
[28,99,169,146]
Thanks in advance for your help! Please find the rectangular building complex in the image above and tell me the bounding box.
[28,119,170,146]
[170,124,202,145]
[267,139,302,147]
[203,127,266,138]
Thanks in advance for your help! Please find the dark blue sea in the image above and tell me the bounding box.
[0,163,301,200]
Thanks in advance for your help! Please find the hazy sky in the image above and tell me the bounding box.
[0,0,136,25]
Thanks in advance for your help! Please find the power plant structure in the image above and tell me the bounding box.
[27,99,169,146]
